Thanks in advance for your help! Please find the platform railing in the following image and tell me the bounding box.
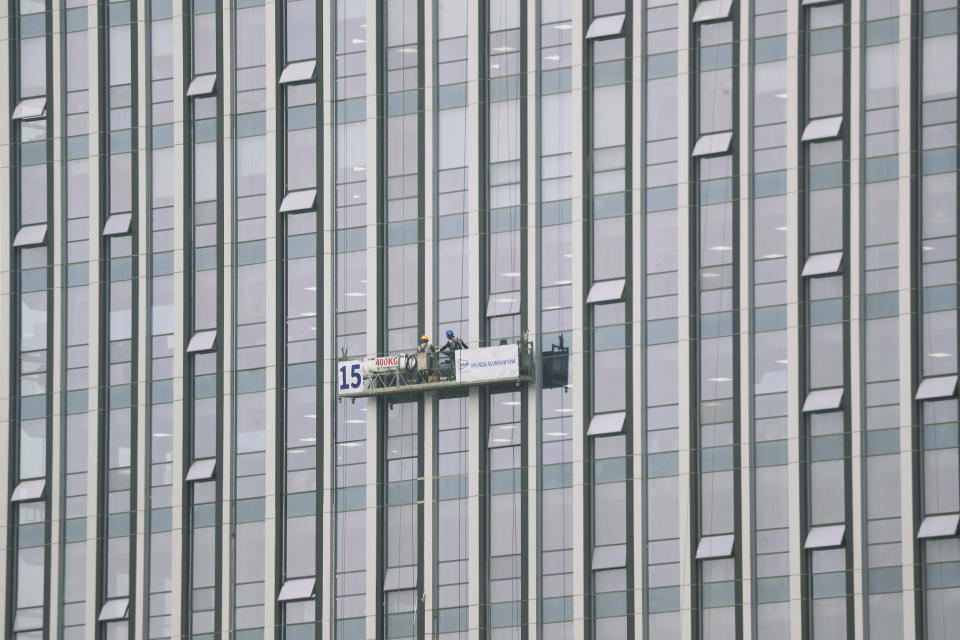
[336,340,536,398]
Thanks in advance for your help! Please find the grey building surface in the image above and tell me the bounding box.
[1,0,959,638]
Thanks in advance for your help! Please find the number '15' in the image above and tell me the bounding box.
[339,363,361,390]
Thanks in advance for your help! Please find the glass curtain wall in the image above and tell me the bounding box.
[538,1,574,639]
[277,0,320,636]
[750,0,791,635]
[585,1,632,638]
[859,0,904,636]
[99,0,139,635]
[801,1,850,637]
[333,2,369,637]
[8,0,53,638]
[145,1,177,637]
[642,0,682,635]
[917,0,960,637]
[487,389,525,637]
[486,0,525,342]
[434,394,470,637]
[60,1,92,637]
[691,2,739,637]
[381,2,424,639]
[382,401,422,639]
[434,5,471,638]
[231,1,269,636]
[436,0,470,339]
[383,0,423,351]
[485,3,526,637]
[184,0,222,636]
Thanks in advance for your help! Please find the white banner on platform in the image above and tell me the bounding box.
[456,344,520,383]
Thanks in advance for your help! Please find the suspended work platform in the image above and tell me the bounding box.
[337,341,540,399]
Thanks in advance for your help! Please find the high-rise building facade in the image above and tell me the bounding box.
[1,0,958,639]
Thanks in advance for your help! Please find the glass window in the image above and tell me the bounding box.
[809,324,844,389]
[699,70,732,133]
[804,524,845,549]
[109,26,132,86]
[19,37,46,98]
[586,14,625,39]
[802,116,843,141]
[923,35,957,101]
[693,0,733,23]
[17,546,45,607]
[696,534,734,559]
[11,479,45,501]
[692,132,732,157]
[866,44,898,108]
[594,84,625,149]
[12,97,46,120]
[810,460,845,524]
[917,514,960,539]
[193,14,216,75]
[187,74,217,97]
[187,330,217,353]
[924,448,960,514]
[593,217,626,280]
[280,189,317,213]
[754,61,787,126]
[13,224,48,247]
[587,279,625,304]
[98,598,129,621]
[916,376,958,400]
[587,412,626,436]
[808,52,843,118]
[594,482,626,546]
[103,213,133,236]
[802,251,843,276]
[803,388,843,412]
[594,349,625,412]
[20,164,48,226]
[278,577,315,601]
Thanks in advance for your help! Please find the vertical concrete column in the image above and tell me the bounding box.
[219,0,236,631]
[630,4,647,638]
[675,1,692,637]
[737,2,755,637]
[48,2,64,635]
[262,1,279,634]
[169,1,187,636]
[320,1,336,638]
[895,1,917,636]
[569,0,586,637]
[466,1,483,637]
[525,0,545,637]
[422,2,437,636]
[847,3,865,636]
[363,1,381,636]
[0,0,10,627]
[84,1,103,636]
[133,2,151,638]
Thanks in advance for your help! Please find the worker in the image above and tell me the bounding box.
[417,334,434,354]
[438,329,469,353]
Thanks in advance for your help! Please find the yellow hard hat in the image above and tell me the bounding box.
[421,334,429,341]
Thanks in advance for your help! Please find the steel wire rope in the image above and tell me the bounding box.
[550,20,573,635]
[696,40,735,617]
[493,0,524,619]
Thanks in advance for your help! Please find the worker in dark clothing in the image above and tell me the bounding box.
[437,329,468,379]
[439,329,468,353]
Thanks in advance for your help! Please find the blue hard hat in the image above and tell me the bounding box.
[446,329,454,338]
